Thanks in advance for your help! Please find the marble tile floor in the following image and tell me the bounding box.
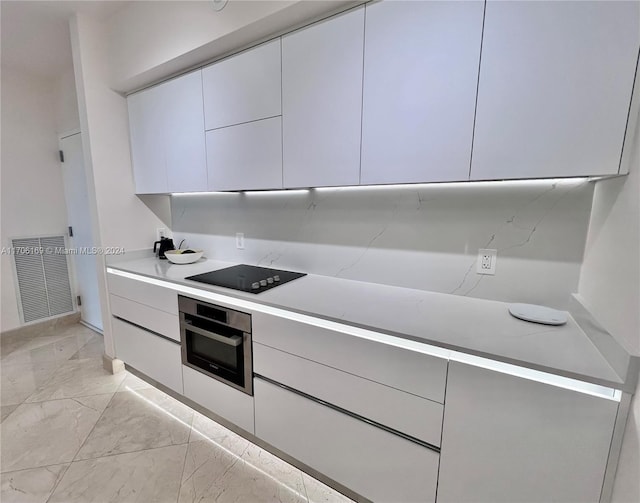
[1,323,354,503]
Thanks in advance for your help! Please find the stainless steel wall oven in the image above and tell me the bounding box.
[179,295,253,395]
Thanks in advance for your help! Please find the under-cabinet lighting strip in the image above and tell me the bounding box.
[170,177,591,195]
[107,268,622,402]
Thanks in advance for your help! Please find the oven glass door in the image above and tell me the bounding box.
[183,315,245,389]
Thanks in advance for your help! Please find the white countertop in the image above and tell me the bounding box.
[107,254,628,389]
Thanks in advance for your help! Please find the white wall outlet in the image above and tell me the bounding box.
[156,228,166,240]
[236,232,245,250]
[477,249,497,275]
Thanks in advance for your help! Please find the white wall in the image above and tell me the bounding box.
[578,113,640,503]
[54,68,80,134]
[0,67,70,331]
[173,178,594,309]
[106,0,357,92]
[70,13,170,356]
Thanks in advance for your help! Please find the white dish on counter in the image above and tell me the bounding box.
[164,249,204,264]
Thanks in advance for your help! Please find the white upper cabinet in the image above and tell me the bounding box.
[471,0,640,180]
[360,1,484,185]
[162,71,207,192]
[207,117,283,191]
[128,70,207,194]
[282,7,365,189]
[202,39,282,130]
[128,84,167,194]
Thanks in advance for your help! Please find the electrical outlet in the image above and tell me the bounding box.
[477,249,497,275]
[156,228,166,240]
[236,233,245,250]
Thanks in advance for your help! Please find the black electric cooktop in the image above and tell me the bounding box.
[185,264,306,294]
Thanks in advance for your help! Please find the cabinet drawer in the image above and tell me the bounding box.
[182,365,254,434]
[112,318,183,394]
[252,312,447,403]
[255,378,439,503]
[254,342,443,447]
[107,272,178,315]
[110,294,180,342]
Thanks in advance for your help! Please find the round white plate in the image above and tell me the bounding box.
[508,303,568,326]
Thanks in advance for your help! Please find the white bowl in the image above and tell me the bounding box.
[164,249,204,264]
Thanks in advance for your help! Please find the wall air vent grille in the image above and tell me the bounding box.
[12,236,74,323]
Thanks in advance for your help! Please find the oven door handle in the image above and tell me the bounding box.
[181,320,243,347]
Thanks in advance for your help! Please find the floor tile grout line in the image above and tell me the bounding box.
[176,434,191,503]
[70,389,120,463]
[20,356,118,404]
[70,441,192,464]
[0,461,71,476]
[8,391,118,408]
[43,462,71,503]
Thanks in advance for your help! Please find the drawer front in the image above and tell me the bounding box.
[255,378,439,503]
[107,272,178,315]
[112,318,183,394]
[110,294,180,342]
[252,312,448,403]
[182,365,254,434]
[254,342,443,447]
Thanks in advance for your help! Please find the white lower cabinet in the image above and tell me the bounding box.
[437,361,619,503]
[254,342,443,447]
[254,378,439,503]
[112,318,183,394]
[110,294,180,342]
[182,365,254,434]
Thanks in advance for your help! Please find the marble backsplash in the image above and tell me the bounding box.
[171,179,594,309]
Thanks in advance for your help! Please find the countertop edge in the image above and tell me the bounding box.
[106,262,632,392]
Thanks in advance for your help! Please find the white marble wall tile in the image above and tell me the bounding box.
[75,388,193,460]
[0,395,112,472]
[49,444,187,503]
[171,179,593,308]
[24,358,125,403]
[0,464,69,503]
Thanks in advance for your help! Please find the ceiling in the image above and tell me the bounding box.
[1,0,130,80]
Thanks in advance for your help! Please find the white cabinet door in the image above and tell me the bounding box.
[437,361,619,503]
[202,39,281,130]
[112,318,183,394]
[254,378,439,503]
[128,84,167,194]
[163,71,207,192]
[206,117,282,191]
[128,70,207,194]
[361,1,484,185]
[282,7,364,188]
[471,1,640,180]
[182,366,255,434]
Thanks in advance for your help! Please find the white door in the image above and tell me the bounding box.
[59,133,103,330]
